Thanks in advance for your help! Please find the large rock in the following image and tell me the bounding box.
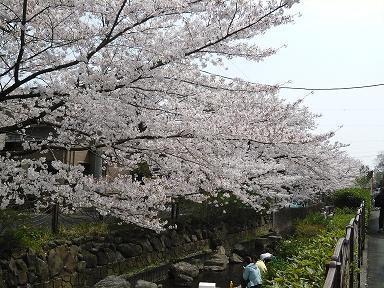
[233,243,246,256]
[115,251,125,261]
[8,258,28,286]
[149,237,165,252]
[137,240,153,253]
[47,246,66,276]
[215,246,226,255]
[35,258,49,281]
[169,230,181,247]
[189,259,204,271]
[24,249,37,271]
[135,279,158,288]
[190,235,198,242]
[117,243,143,258]
[170,261,199,287]
[160,235,172,249]
[229,253,243,264]
[182,234,191,243]
[170,262,199,278]
[174,273,193,287]
[203,253,229,271]
[97,248,117,265]
[77,261,87,272]
[81,250,98,268]
[63,246,78,272]
[94,275,131,288]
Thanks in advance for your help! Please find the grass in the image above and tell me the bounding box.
[0,219,109,253]
[58,222,109,238]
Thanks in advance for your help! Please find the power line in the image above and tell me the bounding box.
[280,83,384,91]
[202,69,384,91]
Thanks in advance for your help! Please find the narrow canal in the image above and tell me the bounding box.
[159,263,244,288]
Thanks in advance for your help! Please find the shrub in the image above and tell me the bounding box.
[0,210,29,252]
[295,223,324,237]
[299,212,329,226]
[293,212,329,237]
[0,223,53,253]
[333,188,370,208]
[332,188,371,221]
[0,209,110,252]
[14,226,53,252]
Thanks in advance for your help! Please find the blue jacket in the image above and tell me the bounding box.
[243,263,262,287]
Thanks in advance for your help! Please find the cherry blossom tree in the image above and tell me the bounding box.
[0,0,360,231]
[372,152,384,187]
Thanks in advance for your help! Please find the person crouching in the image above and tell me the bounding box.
[243,256,262,288]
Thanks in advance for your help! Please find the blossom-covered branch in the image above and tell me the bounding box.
[0,0,360,231]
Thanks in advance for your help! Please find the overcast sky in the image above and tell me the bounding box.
[215,0,384,168]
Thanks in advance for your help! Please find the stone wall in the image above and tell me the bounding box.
[0,222,270,288]
[272,205,321,234]
[0,205,319,288]
[0,228,211,288]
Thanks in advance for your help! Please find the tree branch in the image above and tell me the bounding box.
[0,100,64,133]
[184,3,287,57]
[14,0,28,82]
[0,12,157,99]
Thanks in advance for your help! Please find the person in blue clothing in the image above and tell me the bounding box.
[242,256,262,288]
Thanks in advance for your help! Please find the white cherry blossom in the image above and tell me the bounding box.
[0,0,359,231]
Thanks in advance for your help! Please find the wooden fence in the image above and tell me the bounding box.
[323,202,365,288]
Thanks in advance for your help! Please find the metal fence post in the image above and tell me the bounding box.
[51,203,59,234]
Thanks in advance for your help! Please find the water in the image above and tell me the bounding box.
[159,263,244,288]
[131,239,266,288]
[195,263,244,288]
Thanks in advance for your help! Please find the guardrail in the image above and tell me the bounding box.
[323,202,365,288]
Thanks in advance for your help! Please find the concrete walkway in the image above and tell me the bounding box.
[365,209,384,287]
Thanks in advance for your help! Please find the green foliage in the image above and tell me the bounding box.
[374,170,384,189]
[13,226,54,252]
[174,190,257,228]
[294,223,324,237]
[299,212,329,226]
[0,215,53,252]
[293,212,329,237]
[0,209,109,252]
[0,209,26,234]
[332,188,371,221]
[354,165,372,188]
[294,214,323,238]
[265,209,355,288]
[0,210,31,251]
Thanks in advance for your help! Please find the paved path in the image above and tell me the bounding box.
[366,209,384,287]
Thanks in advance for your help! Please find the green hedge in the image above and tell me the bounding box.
[332,188,371,221]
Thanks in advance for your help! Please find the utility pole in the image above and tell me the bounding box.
[371,170,374,193]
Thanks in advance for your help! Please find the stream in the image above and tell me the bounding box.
[158,263,245,288]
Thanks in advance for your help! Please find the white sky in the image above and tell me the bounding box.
[216,0,384,168]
